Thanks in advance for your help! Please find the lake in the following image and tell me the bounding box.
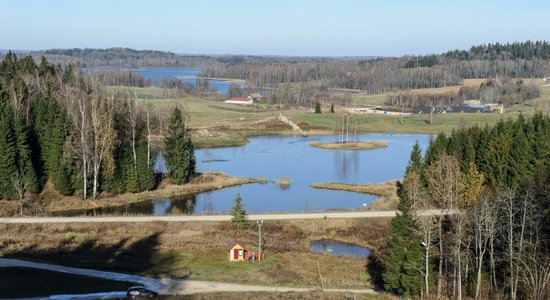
[70,134,429,216]
[86,67,245,95]
[130,68,245,95]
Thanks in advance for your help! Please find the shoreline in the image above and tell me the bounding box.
[48,172,265,213]
[0,173,264,216]
[311,180,400,210]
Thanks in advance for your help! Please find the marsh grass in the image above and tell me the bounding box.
[311,180,399,210]
[309,141,388,150]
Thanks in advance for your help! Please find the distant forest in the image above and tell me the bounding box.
[2,41,548,100]
[203,41,550,93]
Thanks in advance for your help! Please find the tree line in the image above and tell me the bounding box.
[386,77,540,108]
[383,113,550,299]
[14,41,550,97]
[407,41,550,67]
[0,53,196,213]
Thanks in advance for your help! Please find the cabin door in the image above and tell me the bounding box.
[233,249,239,260]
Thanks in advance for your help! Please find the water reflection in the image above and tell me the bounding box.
[154,151,167,174]
[334,151,360,181]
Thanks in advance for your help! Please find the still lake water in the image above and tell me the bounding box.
[72,134,429,216]
[129,68,245,95]
[86,67,245,95]
[310,239,373,259]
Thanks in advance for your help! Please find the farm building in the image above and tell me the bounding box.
[249,93,263,100]
[412,106,447,114]
[225,96,253,105]
[448,105,491,113]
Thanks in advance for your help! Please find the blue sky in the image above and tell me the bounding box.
[1,0,549,56]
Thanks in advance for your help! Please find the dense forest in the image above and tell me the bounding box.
[383,114,550,299]
[203,41,550,93]
[2,41,546,98]
[26,48,222,68]
[0,53,195,213]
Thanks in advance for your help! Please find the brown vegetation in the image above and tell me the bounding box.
[309,141,388,151]
[311,180,399,211]
[0,218,390,289]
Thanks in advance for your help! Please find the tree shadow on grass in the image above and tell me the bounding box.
[366,250,386,291]
[4,231,183,278]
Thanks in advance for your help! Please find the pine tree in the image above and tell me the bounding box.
[231,193,247,228]
[12,112,38,194]
[136,137,155,191]
[508,116,533,187]
[461,131,476,172]
[405,141,422,178]
[423,132,448,168]
[383,186,424,296]
[0,97,17,199]
[329,103,334,113]
[125,158,139,193]
[314,102,321,114]
[164,107,195,184]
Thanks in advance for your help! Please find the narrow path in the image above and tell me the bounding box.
[278,113,308,136]
[0,258,376,296]
[0,210,444,224]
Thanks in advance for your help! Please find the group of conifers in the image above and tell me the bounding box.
[384,113,550,299]
[0,53,195,203]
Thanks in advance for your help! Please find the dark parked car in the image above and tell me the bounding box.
[126,286,158,298]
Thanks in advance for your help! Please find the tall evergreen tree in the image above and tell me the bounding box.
[231,193,247,228]
[12,112,38,194]
[405,141,422,178]
[314,102,321,114]
[164,107,195,184]
[0,91,17,199]
[383,184,424,296]
[136,137,154,191]
[508,116,533,187]
[461,131,476,172]
[423,132,448,168]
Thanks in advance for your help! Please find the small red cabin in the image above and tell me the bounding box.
[228,242,248,262]
[227,241,264,262]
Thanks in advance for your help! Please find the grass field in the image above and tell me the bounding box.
[0,267,136,298]
[103,85,544,149]
[0,218,390,290]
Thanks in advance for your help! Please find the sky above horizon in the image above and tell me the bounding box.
[1,0,549,57]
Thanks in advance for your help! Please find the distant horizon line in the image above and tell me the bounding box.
[0,47,389,59]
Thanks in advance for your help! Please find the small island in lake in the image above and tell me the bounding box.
[309,140,388,150]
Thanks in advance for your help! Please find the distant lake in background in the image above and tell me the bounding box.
[86,67,246,96]
[85,67,358,97]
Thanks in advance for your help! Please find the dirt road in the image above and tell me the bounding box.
[0,258,376,296]
[0,210,443,224]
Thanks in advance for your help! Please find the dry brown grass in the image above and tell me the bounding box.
[311,180,399,211]
[0,218,390,289]
[309,141,388,150]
